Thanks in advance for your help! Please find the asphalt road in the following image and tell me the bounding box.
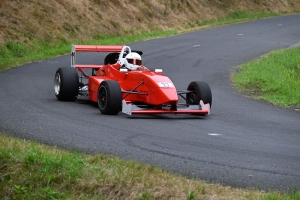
[1,14,300,191]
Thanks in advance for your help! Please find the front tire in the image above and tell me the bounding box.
[54,67,79,101]
[97,81,122,115]
[186,81,212,108]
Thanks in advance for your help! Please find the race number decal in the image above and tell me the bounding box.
[157,82,174,88]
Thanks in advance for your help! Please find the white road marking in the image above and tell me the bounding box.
[237,34,243,36]
[38,61,59,63]
[193,44,201,47]
[208,133,222,136]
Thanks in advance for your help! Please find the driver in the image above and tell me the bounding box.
[124,52,143,70]
[96,51,144,76]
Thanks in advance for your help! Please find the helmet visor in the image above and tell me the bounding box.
[127,58,142,65]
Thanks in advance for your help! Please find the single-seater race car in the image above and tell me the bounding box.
[54,45,212,115]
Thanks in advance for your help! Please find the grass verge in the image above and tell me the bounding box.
[0,10,285,72]
[193,10,279,28]
[232,47,300,110]
[2,133,300,200]
[1,10,300,199]
[0,30,178,72]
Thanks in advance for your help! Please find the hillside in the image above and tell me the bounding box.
[1,0,300,47]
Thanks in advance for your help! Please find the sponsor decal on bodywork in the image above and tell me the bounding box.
[157,82,174,88]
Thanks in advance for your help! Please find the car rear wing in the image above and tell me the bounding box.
[71,44,124,68]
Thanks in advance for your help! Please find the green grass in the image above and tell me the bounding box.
[1,10,300,199]
[232,47,300,109]
[0,10,285,72]
[190,10,278,30]
[1,133,300,199]
[225,10,278,21]
[0,30,177,72]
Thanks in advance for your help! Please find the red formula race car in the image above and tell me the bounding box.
[54,45,212,115]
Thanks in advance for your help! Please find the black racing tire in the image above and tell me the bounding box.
[54,67,79,101]
[186,81,212,108]
[97,81,122,115]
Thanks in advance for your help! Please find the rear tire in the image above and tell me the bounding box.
[98,81,122,115]
[54,67,79,101]
[186,81,212,108]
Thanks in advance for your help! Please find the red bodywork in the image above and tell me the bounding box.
[72,45,210,115]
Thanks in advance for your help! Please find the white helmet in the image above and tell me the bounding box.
[125,52,142,70]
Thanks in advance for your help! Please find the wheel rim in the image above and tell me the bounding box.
[188,92,197,104]
[54,72,61,95]
[98,86,107,109]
